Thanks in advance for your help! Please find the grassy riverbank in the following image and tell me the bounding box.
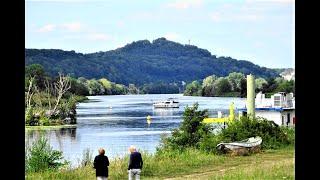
[26,146,294,180]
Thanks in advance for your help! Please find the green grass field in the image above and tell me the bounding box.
[26,146,294,180]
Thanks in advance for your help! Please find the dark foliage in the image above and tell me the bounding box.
[141,82,179,94]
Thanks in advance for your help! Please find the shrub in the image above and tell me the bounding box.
[25,107,34,125]
[160,103,211,150]
[39,116,50,126]
[80,148,93,167]
[220,116,293,149]
[198,133,224,154]
[26,136,68,172]
[159,105,294,154]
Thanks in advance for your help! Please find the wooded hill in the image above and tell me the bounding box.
[26,37,279,85]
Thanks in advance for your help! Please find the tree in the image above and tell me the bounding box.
[111,84,127,95]
[25,64,47,90]
[141,82,179,94]
[87,79,105,95]
[261,78,278,93]
[25,76,36,108]
[163,103,211,149]
[78,77,87,84]
[202,75,217,96]
[128,84,139,94]
[214,77,232,96]
[255,77,268,92]
[276,80,295,93]
[227,72,245,92]
[52,73,71,113]
[98,78,113,95]
[184,81,201,96]
[240,78,247,97]
[68,77,89,96]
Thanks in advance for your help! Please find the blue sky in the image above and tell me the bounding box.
[26,0,294,68]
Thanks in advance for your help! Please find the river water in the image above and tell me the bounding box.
[25,94,245,167]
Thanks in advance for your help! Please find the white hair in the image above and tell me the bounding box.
[129,145,136,152]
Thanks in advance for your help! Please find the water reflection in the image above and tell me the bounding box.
[152,108,180,116]
[26,128,77,145]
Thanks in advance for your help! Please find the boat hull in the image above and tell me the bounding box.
[153,104,179,108]
[217,136,262,151]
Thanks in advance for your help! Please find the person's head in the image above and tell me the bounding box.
[128,145,136,153]
[98,148,105,155]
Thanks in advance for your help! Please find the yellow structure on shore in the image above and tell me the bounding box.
[203,74,256,124]
[203,102,235,123]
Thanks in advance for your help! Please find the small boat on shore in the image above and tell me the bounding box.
[153,98,179,108]
[216,136,262,151]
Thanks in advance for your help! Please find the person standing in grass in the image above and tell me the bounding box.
[128,145,143,180]
[93,148,110,180]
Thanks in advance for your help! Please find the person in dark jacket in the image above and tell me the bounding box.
[93,148,110,180]
[128,145,143,180]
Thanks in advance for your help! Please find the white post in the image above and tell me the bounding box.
[246,74,255,118]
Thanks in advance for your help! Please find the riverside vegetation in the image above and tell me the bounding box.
[184,72,295,97]
[26,104,294,179]
[25,64,178,127]
[25,64,88,127]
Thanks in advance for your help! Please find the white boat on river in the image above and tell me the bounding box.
[153,98,179,108]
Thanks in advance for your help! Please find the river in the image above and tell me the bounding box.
[25,94,246,167]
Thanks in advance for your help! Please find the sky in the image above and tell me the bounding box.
[25,0,294,68]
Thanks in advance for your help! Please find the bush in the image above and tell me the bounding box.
[25,107,34,125]
[198,117,294,153]
[160,105,295,154]
[219,116,293,149]
[80,148,93,167]
[39,116,50,126]
[26,136,68,172]
[160,103,211,150]
[198,133,224,154]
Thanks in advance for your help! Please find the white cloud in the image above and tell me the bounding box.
[37,24,56,33]
[164,32,180,41]
[167,0,203,10]
[86,33,110,41]
[62,22,83,32]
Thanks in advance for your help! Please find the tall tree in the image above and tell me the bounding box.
[202,75,217,96]
[25,64,47,90]
[184,81,202,96]
[227,72,245,92]
[255,77,268,92]
[214,77,232,96]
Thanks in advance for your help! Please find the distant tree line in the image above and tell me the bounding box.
[184,72,295,97]
[26,64,180,97]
